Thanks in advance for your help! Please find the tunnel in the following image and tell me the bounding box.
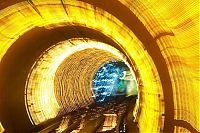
[0,0,199,133]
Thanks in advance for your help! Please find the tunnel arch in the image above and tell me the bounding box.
[0,24,143,131]
[0,0,199,133]
[0,1,164,132]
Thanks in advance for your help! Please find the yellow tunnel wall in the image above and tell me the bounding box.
[0,0,199,132]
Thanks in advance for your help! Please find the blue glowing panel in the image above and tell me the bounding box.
[92,61,127,103]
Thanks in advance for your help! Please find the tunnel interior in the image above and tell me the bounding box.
[0,0,199,133]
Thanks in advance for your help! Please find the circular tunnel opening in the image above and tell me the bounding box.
[24,38,140,132]
[92,60,138,104]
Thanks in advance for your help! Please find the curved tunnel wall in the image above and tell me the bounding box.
[0,0,199,133]
[25,38,128,125]
[54,48,119,114]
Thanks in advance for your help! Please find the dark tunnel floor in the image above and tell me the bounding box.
[36,96,139,133]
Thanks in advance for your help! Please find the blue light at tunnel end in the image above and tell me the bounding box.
[92,60,138,103]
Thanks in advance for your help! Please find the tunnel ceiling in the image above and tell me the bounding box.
[0,0,199,133]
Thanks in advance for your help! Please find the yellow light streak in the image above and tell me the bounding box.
[0,122,4,133]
